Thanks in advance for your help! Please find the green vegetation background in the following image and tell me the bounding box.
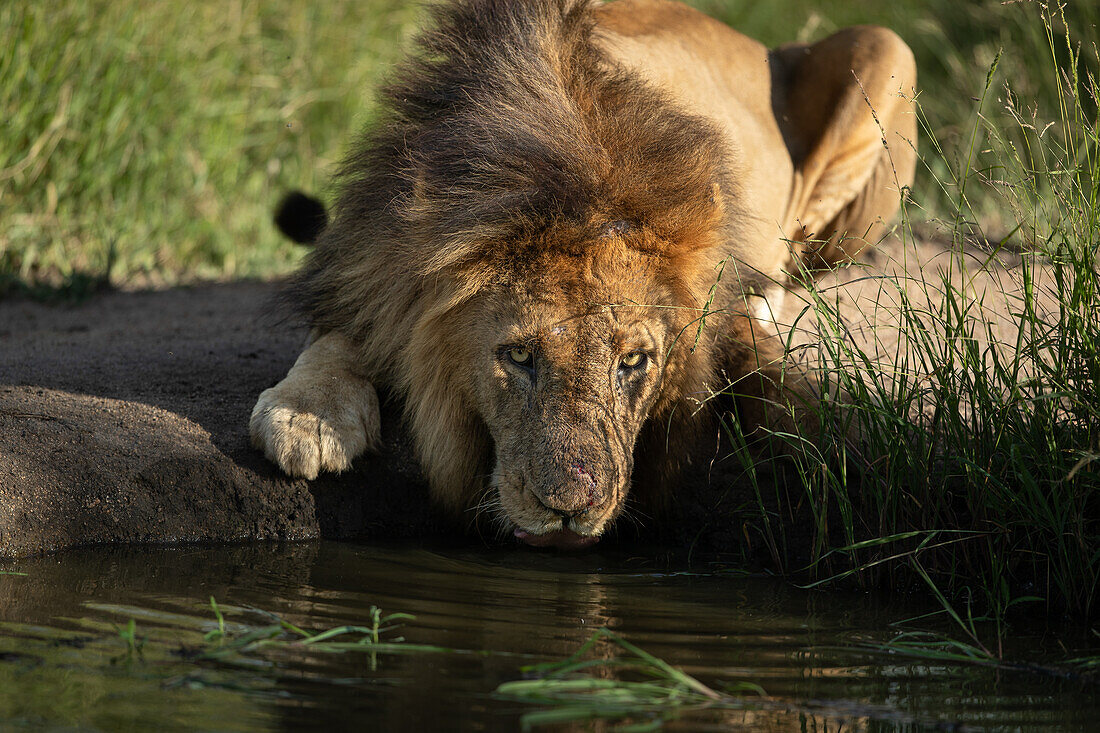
[2,0,1094,293]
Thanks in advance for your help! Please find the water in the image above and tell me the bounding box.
[0,542,1096,731]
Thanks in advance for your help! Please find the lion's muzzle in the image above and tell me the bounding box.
[497,434,629,550]
[538,459,604,516]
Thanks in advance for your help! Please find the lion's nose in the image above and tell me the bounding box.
[538,460,605,515]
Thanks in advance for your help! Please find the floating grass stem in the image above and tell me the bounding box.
[497,628,765,731]
[194,599,466,675]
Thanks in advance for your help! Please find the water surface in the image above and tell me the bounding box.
[0,542,1096,731]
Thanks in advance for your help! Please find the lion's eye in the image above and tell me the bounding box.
[620,352,646,370]
[507,347,533,367]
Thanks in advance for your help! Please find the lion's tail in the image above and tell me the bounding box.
[274,191,328,245]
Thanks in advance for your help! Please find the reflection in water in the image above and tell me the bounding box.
[0,542,1095,731]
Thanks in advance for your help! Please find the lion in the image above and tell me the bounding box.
[250,0,916,549]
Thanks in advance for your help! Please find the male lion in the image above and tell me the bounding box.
[251,0,916,549]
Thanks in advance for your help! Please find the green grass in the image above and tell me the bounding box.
[4,0,1095,293]
[723,0,1099,628]
[1,0,420,294]
[113,617,145,663]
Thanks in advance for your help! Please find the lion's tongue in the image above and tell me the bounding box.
[514,528,599,550]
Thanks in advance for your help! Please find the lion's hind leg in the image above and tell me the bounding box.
[773,26,918,270]
[250,332,381,479]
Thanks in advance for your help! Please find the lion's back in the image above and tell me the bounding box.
[594,0,793,279]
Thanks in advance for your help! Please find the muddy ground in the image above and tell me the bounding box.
[0,236,1031,558]
[0,282,438,558]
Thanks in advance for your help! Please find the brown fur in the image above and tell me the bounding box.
[250,0,917,544]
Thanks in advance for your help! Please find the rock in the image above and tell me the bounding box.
[0,282,435,558]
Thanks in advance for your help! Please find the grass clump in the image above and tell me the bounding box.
[727,0,1099,627]
[3,0,1096,295]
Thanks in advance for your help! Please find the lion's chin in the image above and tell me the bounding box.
[513,527,600,551]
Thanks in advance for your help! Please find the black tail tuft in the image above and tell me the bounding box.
[274,191,328,244]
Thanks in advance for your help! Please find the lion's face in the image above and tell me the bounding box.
[466,244,687,548]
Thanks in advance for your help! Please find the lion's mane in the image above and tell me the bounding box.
[293,0,758,510]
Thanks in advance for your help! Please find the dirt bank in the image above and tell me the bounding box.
[0,282,438,557]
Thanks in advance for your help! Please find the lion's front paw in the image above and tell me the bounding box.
[249,378,381,480]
